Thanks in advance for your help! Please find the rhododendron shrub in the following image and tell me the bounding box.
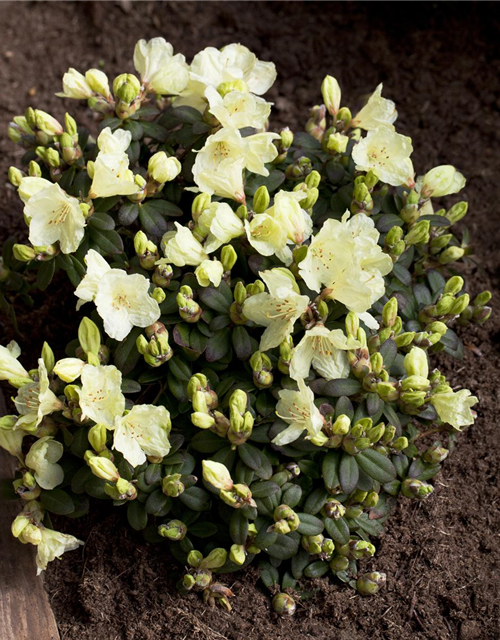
[0,40,491,613]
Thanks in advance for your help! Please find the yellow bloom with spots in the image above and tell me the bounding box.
[112,404,172,467]
[14,359,64,432]
[273,377,324,446]
[192,127,279,201]
[197,202,245,253]
[76,364,125,428]
[21,179,86,254]
[242,269,309,351]
[352,127,414,187]
[430,389,478,431]
[289,325,361,381]
[299,211,393,314]
[75,249,160,341]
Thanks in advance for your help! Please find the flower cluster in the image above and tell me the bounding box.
[0,40,491,614]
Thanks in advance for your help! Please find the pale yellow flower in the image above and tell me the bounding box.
[89,128,137,199]
[202,460,233,490]
[289,325,360,381]
[198,202,245,253]
[25,182,86,254]
[273,378,324,446]
[205,86,271,130]
[112,404,171,467]
[420,165,466,198]
[160,222,208,266]
[242,269,309,351]
[352,84,397,130]
[352,127,414,187]
[35,527,83,575]
[25,436,64,490]
[77,364,125,428]
[192,127,279,201]
[134,37,189,95]
[14,360,64,432]
[195,259,224,287]
[430,389,478,430]
[59,68,93,99]
[299,211,393,314]
[0,341,30,383]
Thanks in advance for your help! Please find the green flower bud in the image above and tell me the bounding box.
[191,412,215,429]
[113,73,141,103]
[450,293,470,315]
[329,555,349,572]
[473,290,492,307]
[279,127,294,150]
[332,414,351,436]
[424,444,449,464]
[321,75,341,116]
[382,297,398,328]
[33,110,63,136]
[386,225,404,245]
[446,201,468,224]
[339,539,375,560]
[13,244,36,262]
[191,192,211,221]
[285,156,312,181]
[8,166,24,186]
[302,534,324,555]
[439,246,465,264]
[148,151,181,184]
[88,423,108,453]
[401,478,434,500]
[217,79,248,96]
[301,186,319,210]
[357,572,387,595]
[203,547,228,569]
[336,106,352,129]
[305,104,327,141]
[392,436,408,451]
[405,220,430,245]
[253,185,270,214]
[377,381,399,402]
[158,519,187,541]
[229,544,246,565]
[88,456,120,482]
[187,550,204,568]
[272,593,296,616]
[430,233,452,253]
[162,473,185,497]
[152,263,173,288]
[221,244,237,272]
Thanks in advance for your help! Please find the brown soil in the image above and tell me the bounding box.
[1,2,500,639]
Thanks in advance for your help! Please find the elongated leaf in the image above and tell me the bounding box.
[127,501,148,531]
[88,211,115,230]
[205,329,231,362]
[229,510,249,545]
[36,259,56,291]
[323,516,350,545]
[322,450,341,491]
[90,228,124,255]
[357,448,397,483]
[296,513,324,536]
[139,202,168,236]
[339,453,359,494]
[40,489,75,515]
[232,326,254,360]
[114,327,142,375]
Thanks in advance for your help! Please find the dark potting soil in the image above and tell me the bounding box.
[1,2,500,639]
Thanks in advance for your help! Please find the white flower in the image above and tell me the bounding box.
[195,259,224,287]
[85,69,111,98]
[177,43,276,111]
[205,85,271,130]
[299,211,393,314]
[430,389,478,430]
[35,527,83,575]
[77,364,125,428]
[25,437,64,490]
[59,68,93,99]
[112,404,171,467]
[242,269,309,351]
[14,360,64,431]
[352,84,397,130]
[88,128,137,199]
[0,415,25,459]
[134,38,189,95]
[273,378,324,446]
[192,127,279,201]
[25,182,86,254]
[352,127,414,187]
[421,165,466,198]
[0,341,30,383]
[289,325,360,381]
[53,358,85,383]
[75,249,160,341]
[245,214,290,263]
[198,202,245,253]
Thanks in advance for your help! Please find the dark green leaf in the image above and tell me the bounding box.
[127,501,148,530]
[357,448,397,483]
[90,228,124,255]
[114,327,142,375]
[323,516,350,545]
[339,453,359,494]
[40,489,75,515]
[88,211,115,231]
[205,330,231,362]
[36,260,56,291]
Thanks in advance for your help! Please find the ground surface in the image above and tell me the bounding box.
[1,2,500,639]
